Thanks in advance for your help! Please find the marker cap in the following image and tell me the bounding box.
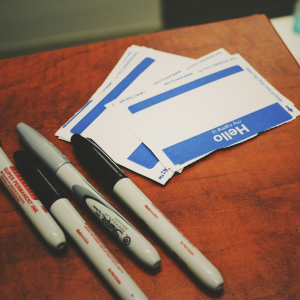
[71,134,128,190]
[16,122,70,174]
[14,150,66,211]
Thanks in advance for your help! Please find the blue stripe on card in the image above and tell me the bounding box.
[163,103,293,165]
[128,65,243,114]
[127,143,158,169]
[70,57,155,134]
[63,100,93,128]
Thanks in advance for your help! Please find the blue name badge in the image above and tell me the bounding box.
[163,103,292,165]
[125,63,295,168]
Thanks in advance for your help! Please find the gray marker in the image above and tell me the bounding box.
[16,122,161,269]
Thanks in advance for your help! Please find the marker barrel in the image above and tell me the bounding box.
[114,178,224,291]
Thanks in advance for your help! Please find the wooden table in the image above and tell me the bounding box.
[1,14,299,300]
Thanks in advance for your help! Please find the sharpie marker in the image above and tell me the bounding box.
[71,134,224,291]
[14,150,148,300]
[16,122,160,269]
[0,141,66,250]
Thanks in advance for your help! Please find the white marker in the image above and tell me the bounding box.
[0,141,66,250]
[14,150,148,300]
[71,134,224,291]
[16,122,160,269]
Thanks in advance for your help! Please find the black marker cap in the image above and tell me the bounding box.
[13,150,65,211]
[71,134,128,191]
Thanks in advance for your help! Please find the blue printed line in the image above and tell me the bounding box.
[71,57,155,134]
[162,103,292,165]
[63,100,93,128]
[128,65,243,114]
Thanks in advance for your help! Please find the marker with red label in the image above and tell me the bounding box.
[71,134,224,291]
[14,150,148,300]
[0,141,66,250]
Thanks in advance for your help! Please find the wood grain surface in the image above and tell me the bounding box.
[0,14,300,300]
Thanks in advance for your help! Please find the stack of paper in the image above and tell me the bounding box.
[56,46,299,184]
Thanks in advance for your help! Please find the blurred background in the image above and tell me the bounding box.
[0,0,299,63]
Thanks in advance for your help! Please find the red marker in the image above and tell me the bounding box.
[0,141,66,250]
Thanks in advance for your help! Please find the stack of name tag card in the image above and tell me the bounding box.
[56,45,300,185]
